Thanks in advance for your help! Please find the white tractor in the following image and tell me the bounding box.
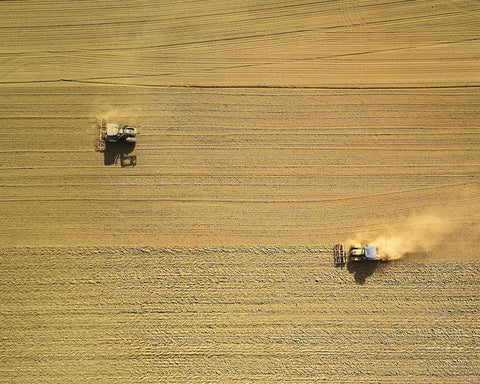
[333,244,378,267]
[95,119,138,167]
[104,123,137,144]
[95,119,138,151]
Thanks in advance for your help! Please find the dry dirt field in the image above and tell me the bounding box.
[1,0,479,382]
[1,246,479,383]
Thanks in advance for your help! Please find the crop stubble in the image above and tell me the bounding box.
[1,86,479,247]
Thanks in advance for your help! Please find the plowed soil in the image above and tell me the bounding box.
[1,0,479,382]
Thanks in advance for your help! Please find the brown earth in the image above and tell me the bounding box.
[1,0,479,382]
[1,246,479,383]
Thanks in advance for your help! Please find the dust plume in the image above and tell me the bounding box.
[98,107,141,122]
[347,198,480,261]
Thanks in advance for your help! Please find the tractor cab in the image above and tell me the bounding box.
[105,123,137,143]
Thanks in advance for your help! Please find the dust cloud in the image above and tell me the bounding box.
[347,195,480,261]
[98,108,141,122]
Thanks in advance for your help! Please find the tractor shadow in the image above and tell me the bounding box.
[104,141,137,167]
[347,259,387,285]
